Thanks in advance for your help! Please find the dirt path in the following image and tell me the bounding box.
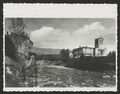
[45,65,74,70]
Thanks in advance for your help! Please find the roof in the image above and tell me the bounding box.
[73,46,94,51]
[81,46,94,49]
[95,36,104,40]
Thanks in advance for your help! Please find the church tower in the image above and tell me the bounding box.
[95,36,104,49]
[94,36,107,56]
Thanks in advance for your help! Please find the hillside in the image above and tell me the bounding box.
[30,47,61,55]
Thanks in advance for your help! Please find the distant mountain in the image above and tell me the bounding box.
[30,47,61,55]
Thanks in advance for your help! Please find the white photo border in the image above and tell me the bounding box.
[3,3,118,92]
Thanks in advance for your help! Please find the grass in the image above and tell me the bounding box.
[32,65,116,87]
[5,55,116,87]
[5,63,115,87]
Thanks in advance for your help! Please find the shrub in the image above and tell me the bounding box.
[66,56,115,72]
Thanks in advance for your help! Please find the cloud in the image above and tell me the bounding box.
[30,26,75,49]
[30,22,116,51]
[30,26,54,41]
[78,22,105,32]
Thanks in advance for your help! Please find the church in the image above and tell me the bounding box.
[72,36,107,58]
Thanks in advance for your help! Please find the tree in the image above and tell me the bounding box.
[9,18,25,33]
[107,51,116,63]
[6,18,32,57]
[107,51,116,57]
[60,49,69,59]
[8,18,30,47]
[80,53,85,58]
[5,34,17,60]
[8,18,29,37]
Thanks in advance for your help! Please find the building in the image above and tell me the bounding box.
[94,37,107,56]
[72,36,107,58]
[69,50,74,58]
[73,46,94,58]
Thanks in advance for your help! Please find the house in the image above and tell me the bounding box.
[69,50,74,58]
[73,46,94,58]
[72,36,107,58]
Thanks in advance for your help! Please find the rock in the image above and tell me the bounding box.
[82,83,85,85]
[113,75,116,78]
[102,75,111,79]
[6,67,12,75]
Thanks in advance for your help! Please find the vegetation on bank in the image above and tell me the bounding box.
[61,49,116,72]
[5,18,31,60]
[5,18,33,87]
[5,34,17,60]
[35,49,116,72]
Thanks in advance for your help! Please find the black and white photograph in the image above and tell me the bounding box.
[3,4,117,91]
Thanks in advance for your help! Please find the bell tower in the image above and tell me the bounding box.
[95,36,104,49]
[94,36,107,56]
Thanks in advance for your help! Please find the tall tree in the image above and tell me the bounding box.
[8,18,29,37]
[60,49,69,58]
[7,18,32,56]
[107,51,116,57]
[9,18,25,33]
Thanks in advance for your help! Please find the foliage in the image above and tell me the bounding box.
[9,18,30,38]
[107,51,116,63]
[5,34,17,60]
[6,18,32,57]
[60,49,69,59]
[107,51,116,57]
[9,18,25,33]
[25,51,37,60]
[65,55,116,72]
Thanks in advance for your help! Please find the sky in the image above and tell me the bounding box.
[5,18,116,52]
